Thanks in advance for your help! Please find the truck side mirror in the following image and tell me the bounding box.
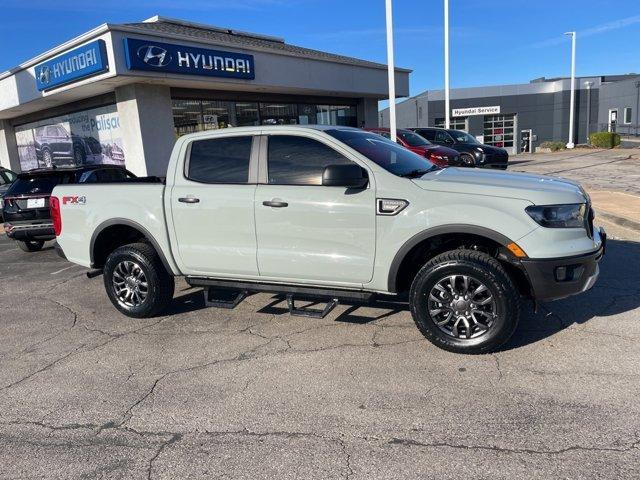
[322,164,368,189]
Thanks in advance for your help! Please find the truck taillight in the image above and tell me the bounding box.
[50,196,62,236]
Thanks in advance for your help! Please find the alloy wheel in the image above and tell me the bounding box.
[112,260,149,307]
[427,274,497,339]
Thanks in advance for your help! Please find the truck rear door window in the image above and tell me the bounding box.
[187,136,253,184]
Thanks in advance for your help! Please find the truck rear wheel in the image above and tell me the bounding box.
[103,242,174,318]
[409,249,520,354]
[17,240,45,252]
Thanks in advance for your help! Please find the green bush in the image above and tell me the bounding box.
[539,141,566,151]
[589,131,621,148]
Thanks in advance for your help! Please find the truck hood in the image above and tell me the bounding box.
[411,167,587,205]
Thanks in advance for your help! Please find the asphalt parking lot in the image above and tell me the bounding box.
[1,216,639,479]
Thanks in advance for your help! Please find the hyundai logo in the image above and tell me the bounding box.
[136,45,171,67]
[38,66,51,84]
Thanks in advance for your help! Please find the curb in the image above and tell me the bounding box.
[598,211,640,234]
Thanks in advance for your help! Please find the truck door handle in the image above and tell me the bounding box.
[178,197,200,204]
[262,200,288,208]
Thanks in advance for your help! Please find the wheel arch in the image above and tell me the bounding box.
[90,219,176,274]
[387,224,522,294]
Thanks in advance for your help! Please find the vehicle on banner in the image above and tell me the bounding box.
[0,167,18,221]
[365,127,460,167]
[411,127,509,170]
[2,165,139,252]
[32,124,102,168]
[52,126,605,354]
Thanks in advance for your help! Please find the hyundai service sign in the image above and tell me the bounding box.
[35,40,109,91]
[123,38,255,80]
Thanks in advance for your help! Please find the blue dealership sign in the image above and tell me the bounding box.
[35,40,109,91]
[123,38,255,80]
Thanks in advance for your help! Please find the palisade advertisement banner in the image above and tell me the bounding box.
[15,104,126,171]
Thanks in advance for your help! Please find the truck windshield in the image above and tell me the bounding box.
[326,129,437,178]
[6,172,75,196]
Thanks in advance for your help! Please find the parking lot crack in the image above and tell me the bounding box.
[388,435,640,456]
[146,433,182,480]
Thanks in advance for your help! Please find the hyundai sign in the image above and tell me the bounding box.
[35,40,109,91]
[123,38,255,80]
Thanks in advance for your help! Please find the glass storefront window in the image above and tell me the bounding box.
[201,100,232,129]
[260,103,299,125]
[235,102,260,126]
[172,99,357,136]
[483,114,515,148]
[316,105,357,126]
[435,117,467,131]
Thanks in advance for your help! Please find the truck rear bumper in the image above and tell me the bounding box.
[519,228,606,302]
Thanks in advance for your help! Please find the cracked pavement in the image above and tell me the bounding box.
[1,231,639,479]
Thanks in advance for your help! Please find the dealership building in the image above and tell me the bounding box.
[380,74,640,155]
[0,15,409,176]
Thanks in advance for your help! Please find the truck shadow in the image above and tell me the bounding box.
[166,239,639,351]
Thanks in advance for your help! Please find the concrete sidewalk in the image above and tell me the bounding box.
[588,190,640,239]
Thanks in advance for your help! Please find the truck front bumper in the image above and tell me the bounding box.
[520,228,606,302]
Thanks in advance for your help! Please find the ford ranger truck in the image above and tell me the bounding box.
[51,126,605,354]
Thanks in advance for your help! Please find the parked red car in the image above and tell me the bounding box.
[365,127,460,167]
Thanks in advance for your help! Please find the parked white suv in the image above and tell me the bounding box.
[52,126,606,353]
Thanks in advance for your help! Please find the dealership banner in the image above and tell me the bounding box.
[123,37,255,80]
[452,106,501,117]
[35,40,109,91]
[14,105,126,172]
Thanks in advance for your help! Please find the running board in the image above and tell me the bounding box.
[287,294,339,319]
[204,287,248,309]
[187,276,374,302]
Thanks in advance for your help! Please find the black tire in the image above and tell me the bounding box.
[409,249,520,354]
[73,146,86,166]
[103,242,174,318]
[17,240,45,252]
[460,153,476,167]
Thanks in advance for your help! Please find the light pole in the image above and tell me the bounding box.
[385,0,397,142]
[584,80,593,143]
[565,31,576,148]
[444,0,450,129]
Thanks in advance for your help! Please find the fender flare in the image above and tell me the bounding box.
[90,218,178,275]
[387,224,514,293]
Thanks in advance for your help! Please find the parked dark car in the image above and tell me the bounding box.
[0,167,18,221]
[2,165,136,252]
[365,127,460,167]
[33,124,97,167]
[411,127,509,169]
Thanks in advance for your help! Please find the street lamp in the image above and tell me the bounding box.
[385,0,397,142]
[584,80,593,143]
[444,0,450,129]
[565,31,576,148]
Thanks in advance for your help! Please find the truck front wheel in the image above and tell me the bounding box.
[409,249,520,354]
[103,242,174,318]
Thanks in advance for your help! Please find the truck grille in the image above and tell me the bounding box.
[585,204,595,239]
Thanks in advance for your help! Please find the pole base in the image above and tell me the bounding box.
[566,142,575,149]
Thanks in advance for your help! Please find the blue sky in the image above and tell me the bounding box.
[1,0,639,99]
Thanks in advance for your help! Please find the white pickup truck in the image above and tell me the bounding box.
[52,126,605,353]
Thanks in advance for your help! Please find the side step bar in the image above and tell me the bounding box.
[187,277,375,319]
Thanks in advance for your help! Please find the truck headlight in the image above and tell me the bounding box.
[525,204,587,228]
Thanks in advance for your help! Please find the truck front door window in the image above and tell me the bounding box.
[266,135,353,185]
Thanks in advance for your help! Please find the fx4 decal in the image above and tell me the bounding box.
[62,196,87,205]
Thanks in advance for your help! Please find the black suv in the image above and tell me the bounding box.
[3,165,135,252]
[411,128,509,170]
[33,124,102,167]
[0,167,18,221]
